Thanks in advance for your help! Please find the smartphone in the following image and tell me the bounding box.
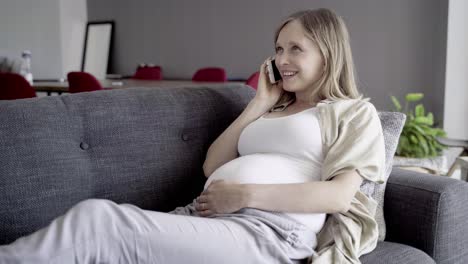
[266,59,282,84]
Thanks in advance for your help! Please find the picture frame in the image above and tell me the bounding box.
[81,21,114,80]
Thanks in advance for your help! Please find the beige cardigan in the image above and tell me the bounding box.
[308,98,386,263]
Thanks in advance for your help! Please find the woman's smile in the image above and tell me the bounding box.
[281,70,298,79]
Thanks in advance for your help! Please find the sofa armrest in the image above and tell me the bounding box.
[384,167,468,264]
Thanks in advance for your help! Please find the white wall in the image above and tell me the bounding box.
[88,0,448,117]
[0,0,86,79]
[0,0,62,79]
[444,0,468,139]
[59,0,87,79]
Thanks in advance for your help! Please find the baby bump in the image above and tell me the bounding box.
[204,153,318,189]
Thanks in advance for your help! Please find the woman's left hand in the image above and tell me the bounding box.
[195,180,250,217]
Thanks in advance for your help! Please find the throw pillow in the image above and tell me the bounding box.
[360,111,406,241]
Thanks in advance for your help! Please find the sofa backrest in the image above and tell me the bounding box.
[0,84,255,244]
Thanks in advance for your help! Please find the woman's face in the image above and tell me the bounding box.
[275,20,324,96]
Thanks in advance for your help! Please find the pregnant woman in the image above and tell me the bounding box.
[0,8,385,264]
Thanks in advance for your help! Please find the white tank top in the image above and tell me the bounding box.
[204,107,326,233]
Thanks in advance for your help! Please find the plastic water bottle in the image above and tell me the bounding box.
[20,50,33,85]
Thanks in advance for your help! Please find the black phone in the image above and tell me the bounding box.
[267,59,282,84]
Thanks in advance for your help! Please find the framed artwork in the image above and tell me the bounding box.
[81,21,114,80]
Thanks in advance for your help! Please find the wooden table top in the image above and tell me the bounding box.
[33,79,245,93]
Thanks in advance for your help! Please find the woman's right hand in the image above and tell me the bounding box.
[252,58,284,109]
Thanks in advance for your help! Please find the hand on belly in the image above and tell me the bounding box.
[195,180,246,217]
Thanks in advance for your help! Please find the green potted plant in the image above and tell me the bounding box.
[391,93,447,158]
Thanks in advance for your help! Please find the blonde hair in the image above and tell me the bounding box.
[272,8,362,110]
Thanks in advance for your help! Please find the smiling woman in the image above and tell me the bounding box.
[270,9,361,111]
[201,8,384,264]
[274,20,325,100]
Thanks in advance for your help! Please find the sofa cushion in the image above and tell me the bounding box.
[0,84,405,247]
[0,84,255,245]
[360,241,435,264]
[360,112,405,241]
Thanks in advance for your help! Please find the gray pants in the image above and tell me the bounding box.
[0,199,316,264]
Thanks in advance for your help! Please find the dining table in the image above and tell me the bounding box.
[33,79,245,95]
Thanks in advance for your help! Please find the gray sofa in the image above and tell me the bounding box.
[1,84,467,263]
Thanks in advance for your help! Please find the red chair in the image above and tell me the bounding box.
[0,72,37,100]
[133,65,162,80]
[192,67,227,82]
[245,71,260,90]
[67,72,103,93]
